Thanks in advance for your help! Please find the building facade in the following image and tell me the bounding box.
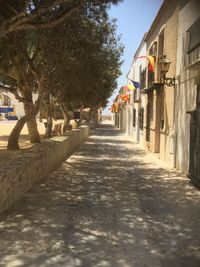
[144,0,179,167]
[174,0,200,180]
[0,91,40,119]
[126,36,147,146]
[113,0,200,182]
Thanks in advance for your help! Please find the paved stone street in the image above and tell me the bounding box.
[0,123,200,267]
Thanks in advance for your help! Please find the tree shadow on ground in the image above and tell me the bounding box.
[0,125,200,266]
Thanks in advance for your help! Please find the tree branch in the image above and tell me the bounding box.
[1,3,18,15]
[0,0,85,38]
[0,84,15,92]
[23,48,40,80]
[11,90,29,103]
[34,75,45,110]
[0,84,30,104]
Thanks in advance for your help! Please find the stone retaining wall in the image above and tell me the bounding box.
[0,126,90,214]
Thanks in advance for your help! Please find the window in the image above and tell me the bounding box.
[139,107,144,130]
[158,30,165,56]
[150,42,157,56]
[187,18,200,53]
[133,108,136,127]
[2,94,11,106]
[158,30,165,81]
[140,67,146,89]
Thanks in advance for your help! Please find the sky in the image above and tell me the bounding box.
[104,0,163,114]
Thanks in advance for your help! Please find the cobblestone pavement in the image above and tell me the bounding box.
[1,123,200,267]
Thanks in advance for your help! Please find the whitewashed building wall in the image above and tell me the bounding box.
[126,39,147,146]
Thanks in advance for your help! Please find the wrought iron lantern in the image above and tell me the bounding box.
[158,55,175,87]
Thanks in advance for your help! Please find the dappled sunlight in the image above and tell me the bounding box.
[0,254,83,267]
[0,124,200,266]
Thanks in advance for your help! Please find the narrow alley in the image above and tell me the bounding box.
[0,124,200,267]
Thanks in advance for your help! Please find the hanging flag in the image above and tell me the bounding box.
[128,79,142,90]
[120,95,129,102]
[122,85,129,91]
[123,84,135,91]
[114,102,120,112]
[136,55,155,72]
[111,104,115,113]
[147,56,155,72]
[127,84,136,91]
[132,81,141,89]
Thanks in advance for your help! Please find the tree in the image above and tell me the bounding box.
[0,0,123,149]
[0,31,45,149]
[0,0,121,39]
[40,3,123,130]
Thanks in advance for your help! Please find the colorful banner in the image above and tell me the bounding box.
[128,79,142,90]
[111,103,120,113]
[136,55,155,72]
[123,84,135,91]
[120,95,129,102]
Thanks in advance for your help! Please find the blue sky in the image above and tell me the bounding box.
[104,0,163,113]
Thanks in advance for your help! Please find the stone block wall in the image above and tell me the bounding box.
[0,126,90,214]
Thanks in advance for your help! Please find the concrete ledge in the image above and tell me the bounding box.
[0,126,90,214]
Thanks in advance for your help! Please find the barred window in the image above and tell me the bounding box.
[139,107,144,130]
[133,108,136,127]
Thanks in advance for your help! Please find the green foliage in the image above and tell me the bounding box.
[0,0,123,112]
[0,0,122,38]
[39,3,123,110]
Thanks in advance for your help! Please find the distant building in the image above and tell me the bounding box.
[0,92,20,119]
[126,35,146,146]
[0,91,39,119]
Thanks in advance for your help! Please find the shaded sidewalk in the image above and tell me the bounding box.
[0,123,200,267]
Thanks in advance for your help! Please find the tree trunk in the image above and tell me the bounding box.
[88,107,95,123]
[60,104,71,133]
[77,103,84,126]
[39,112,43,123]
[22,90,41,144]
[7,114,30,150]
[26,116,41,143]
[44,101,53,138]
[88,106,98,128]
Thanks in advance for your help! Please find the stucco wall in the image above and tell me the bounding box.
[175,0,200,174]
[0,126,90,214]
[145,0,179,166]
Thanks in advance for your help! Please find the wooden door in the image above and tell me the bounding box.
[188,85,200,186]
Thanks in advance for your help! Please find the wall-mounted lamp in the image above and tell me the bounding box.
[158,55,175,87]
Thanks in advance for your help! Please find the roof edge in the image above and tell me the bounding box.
[144,0,169,41]
[133,32,147,59]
